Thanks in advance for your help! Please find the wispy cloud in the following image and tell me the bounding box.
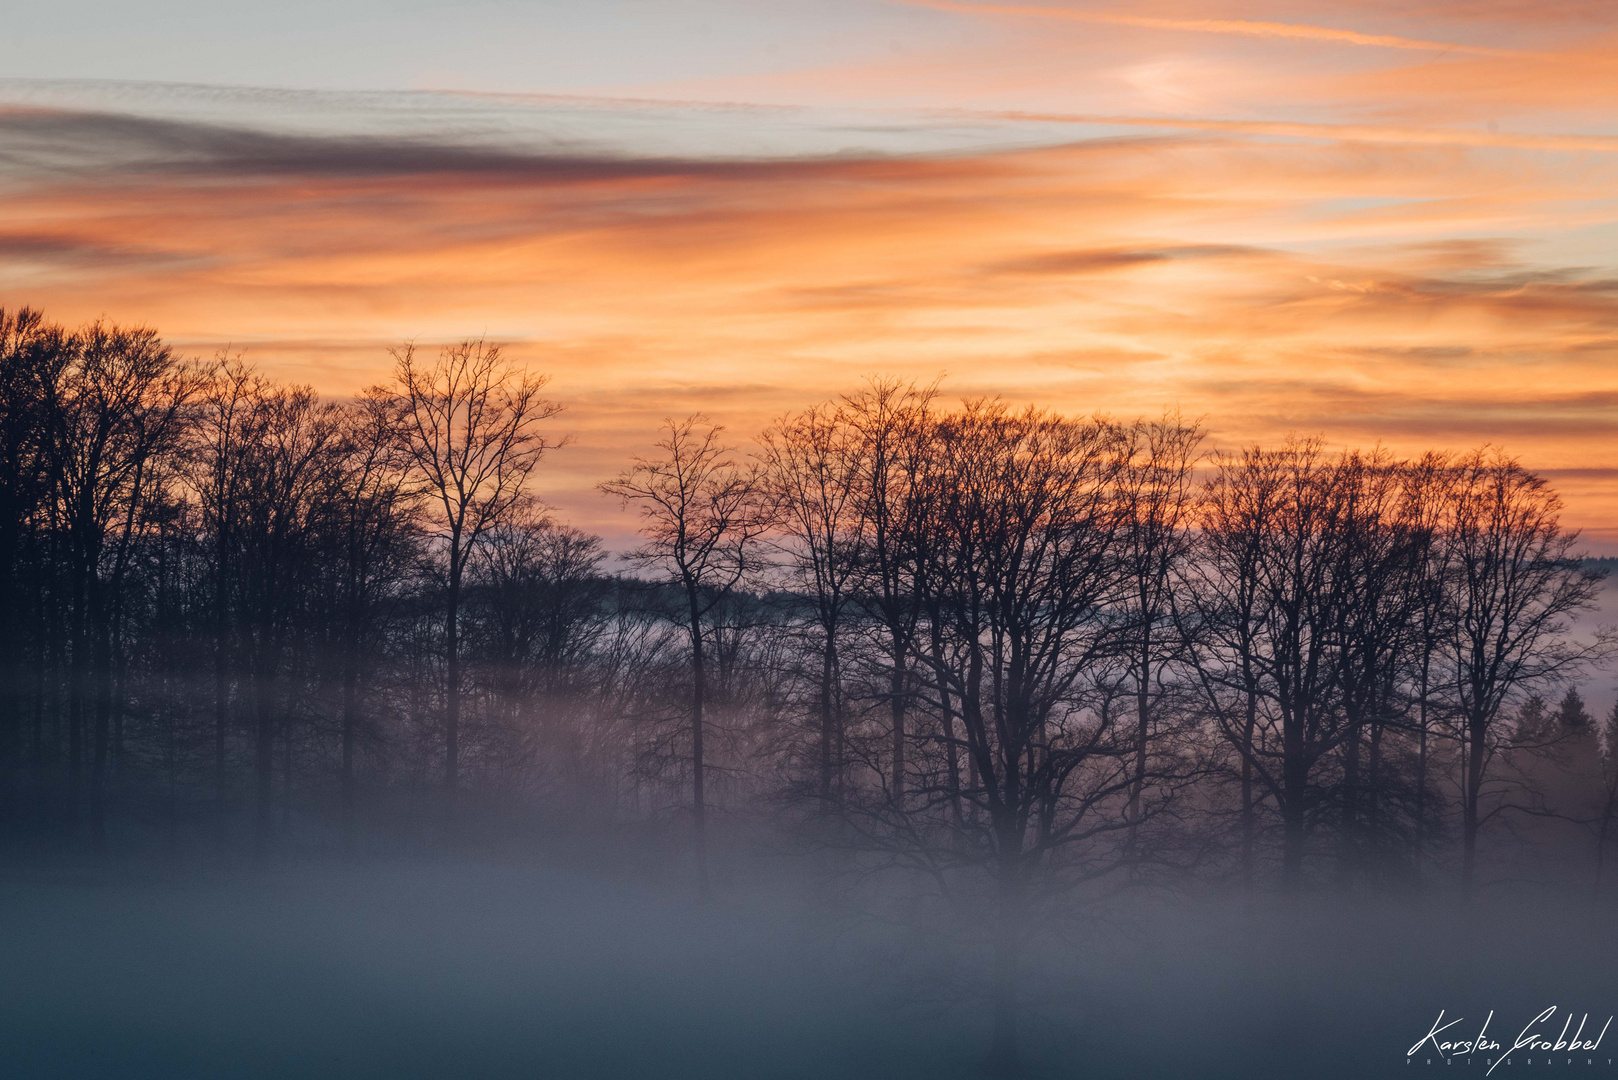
[887,0,1531,57]
[958,109,1618,153]
[0,105,910,183]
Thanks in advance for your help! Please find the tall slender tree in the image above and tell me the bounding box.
[760,402,865,803]
[843,379,935,805]
[1115,413,1201,850]
[320,389,417,850]
[1439,449,1612,890]
[231,383,341,855]
[384,339,561,800]
[601,415,771,897]
[190,358,259,813]
[913,402,1135,1075]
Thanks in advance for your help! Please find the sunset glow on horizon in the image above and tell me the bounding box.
[4,0,1617,549]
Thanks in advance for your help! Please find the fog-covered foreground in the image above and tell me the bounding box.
[1,854,1612,1080]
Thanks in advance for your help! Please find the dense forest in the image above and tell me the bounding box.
[2,307,1615,1075]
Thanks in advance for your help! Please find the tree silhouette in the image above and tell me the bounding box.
[601,415,771,897]
[383,339,561,803]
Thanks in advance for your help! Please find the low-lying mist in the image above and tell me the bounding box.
[3,838,1614,1080]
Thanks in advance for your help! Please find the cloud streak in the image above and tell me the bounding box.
[0,105,923,183]
[959,108,1618,153]
[888,0,1531,57]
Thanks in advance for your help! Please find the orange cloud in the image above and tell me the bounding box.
[1,96,1615,547]
[887,0,1530,56]
[1327,35,1618,122]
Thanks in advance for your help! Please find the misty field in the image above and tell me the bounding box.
[1,850,1613,1080]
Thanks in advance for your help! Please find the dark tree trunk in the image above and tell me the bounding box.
[1338,722,1360,886]
[1240,694,1257,890]
[889,641,906,804]
[341,642,359,854]
[1414,652,1432,869]
[445,549,461,797]
[1461,714,1486,892]
[1366,711,1385,878]
[686,584,709,899]
[1127,630,1151,850]
[215,527,230,810]
[818,632,835,802]
[1280,714,1307,892]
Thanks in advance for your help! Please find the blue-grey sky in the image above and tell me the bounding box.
[6,1,953,94]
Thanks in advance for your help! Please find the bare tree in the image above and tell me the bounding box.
[842,378,936,805]
[0,309,70,826]
[1437,449,1613,890]
[189,357,259,811]
[1398,452,1460,871]
[468,507,608,795]
[320,389,417,850]
[231,383,342,855]
[1323,450,1426,887]
[760,402,865,803]
[600,415,772,897]
[384,339,562,799]
[911,402,1135,1075]
[1179,444,1277,888]
[41,321,199,846]
[1183,441,1371,892]
[1115,412,1201,849]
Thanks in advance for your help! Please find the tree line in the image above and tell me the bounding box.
[2,308,1615,1072]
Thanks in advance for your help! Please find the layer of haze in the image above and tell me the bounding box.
[2,856,1615,1078]
[3,0,1617,550]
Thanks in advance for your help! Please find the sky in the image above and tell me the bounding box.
[2,0,1617,549]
